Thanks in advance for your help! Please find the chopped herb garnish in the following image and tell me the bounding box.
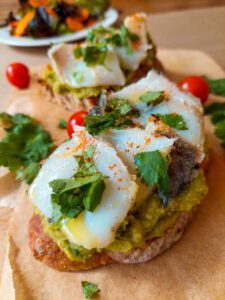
[58,119,67,129]
[49,145,106,222]
[203,77,225,97]
[139,91,164,105]
[134,150,169,206]
[0,113,53,184]
[86,23,140,55]
[106,98,133,114]
[205,102,225,147]
[81,281,100,299]
[120,24,139,54]
[50,173,105,194]
[74,45,108,67]
[84,180,105,212]
[16,162,41,184]
[156,113,188,130]
[87,26,116,43]
[85,98,140,135]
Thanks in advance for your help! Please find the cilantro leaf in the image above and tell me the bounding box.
[134,150,169,205]
[49,146,106,222]
[84,180,105,212]
[87,26,116,43]
[74,45,108,67]
[51,190,85,222]
[205,102,225,147]
[203,77,225,97]
[85,114,116,135]
[215,119,225,147]
[204,102,225,115]
[0,113,53,182]
[156,113,188,130]
[139,91,164,105]
[0,113,32,130]
[120,24,139,54]
[81,281,100,299]
[85,98,140,135]
[106,98,132,115]
[49,173,105,194]
[86,23,139,56]
[58,119,67,129]
[16,162,41,184]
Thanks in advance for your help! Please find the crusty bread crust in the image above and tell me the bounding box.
[107,207,197,263]
[28,215,113,272]
[28,207,197,271]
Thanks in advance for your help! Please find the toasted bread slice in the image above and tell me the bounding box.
[37,58,164,112]
[28,207,197,271]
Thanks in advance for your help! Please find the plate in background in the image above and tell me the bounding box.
[0,8,118,47]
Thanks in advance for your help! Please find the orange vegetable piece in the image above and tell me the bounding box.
[46,8,57,17]
[79,8,90,21]
[9,21,19,29]
[86,19,97,28]
[131,40,141,50]
[28,0,49,8]
[14,11,35,37]
[65,17,84,32]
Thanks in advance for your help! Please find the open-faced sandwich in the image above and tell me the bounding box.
[39,13,159,111]
[28,69,208,271]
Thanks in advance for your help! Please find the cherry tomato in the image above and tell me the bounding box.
[178,76,209,103]
[6,63,30,89]
[67,111,88,138]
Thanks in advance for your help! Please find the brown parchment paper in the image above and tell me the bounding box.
[1,50,225,300]
[0,208,12,283]
[0,71,70,209]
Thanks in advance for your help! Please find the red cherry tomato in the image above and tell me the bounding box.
[67,111,88,138]
[6,63,30,89]
[178,76,209,104]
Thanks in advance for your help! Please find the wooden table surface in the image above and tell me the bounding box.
[112,0,225,17]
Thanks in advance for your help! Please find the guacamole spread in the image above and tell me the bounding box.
[43,67,104,99]
[41,170,207,261]
[42,46,156,100]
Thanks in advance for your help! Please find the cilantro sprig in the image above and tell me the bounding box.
[205,102,225,147]
[87,24,140,55]
[134,150,169,206]
[203,77,225,97]
[85,98,140,135]
[49,145,106,223]
[156,113,188,130]
[0,113,53,184]
[74,44,108,67]
[81,281,100,299]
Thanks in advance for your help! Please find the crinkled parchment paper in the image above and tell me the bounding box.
[1,50,225,300]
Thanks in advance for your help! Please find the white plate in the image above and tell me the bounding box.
[0,8,118,47]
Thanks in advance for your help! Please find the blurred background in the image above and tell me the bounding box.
[0,0,224,70]
[1,0,225,20]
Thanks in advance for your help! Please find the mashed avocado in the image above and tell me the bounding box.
[41,170,207,261]
[42,46,156,100]
[42,67,105,99]
[107,170,208,253]
[42,217,95,262]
